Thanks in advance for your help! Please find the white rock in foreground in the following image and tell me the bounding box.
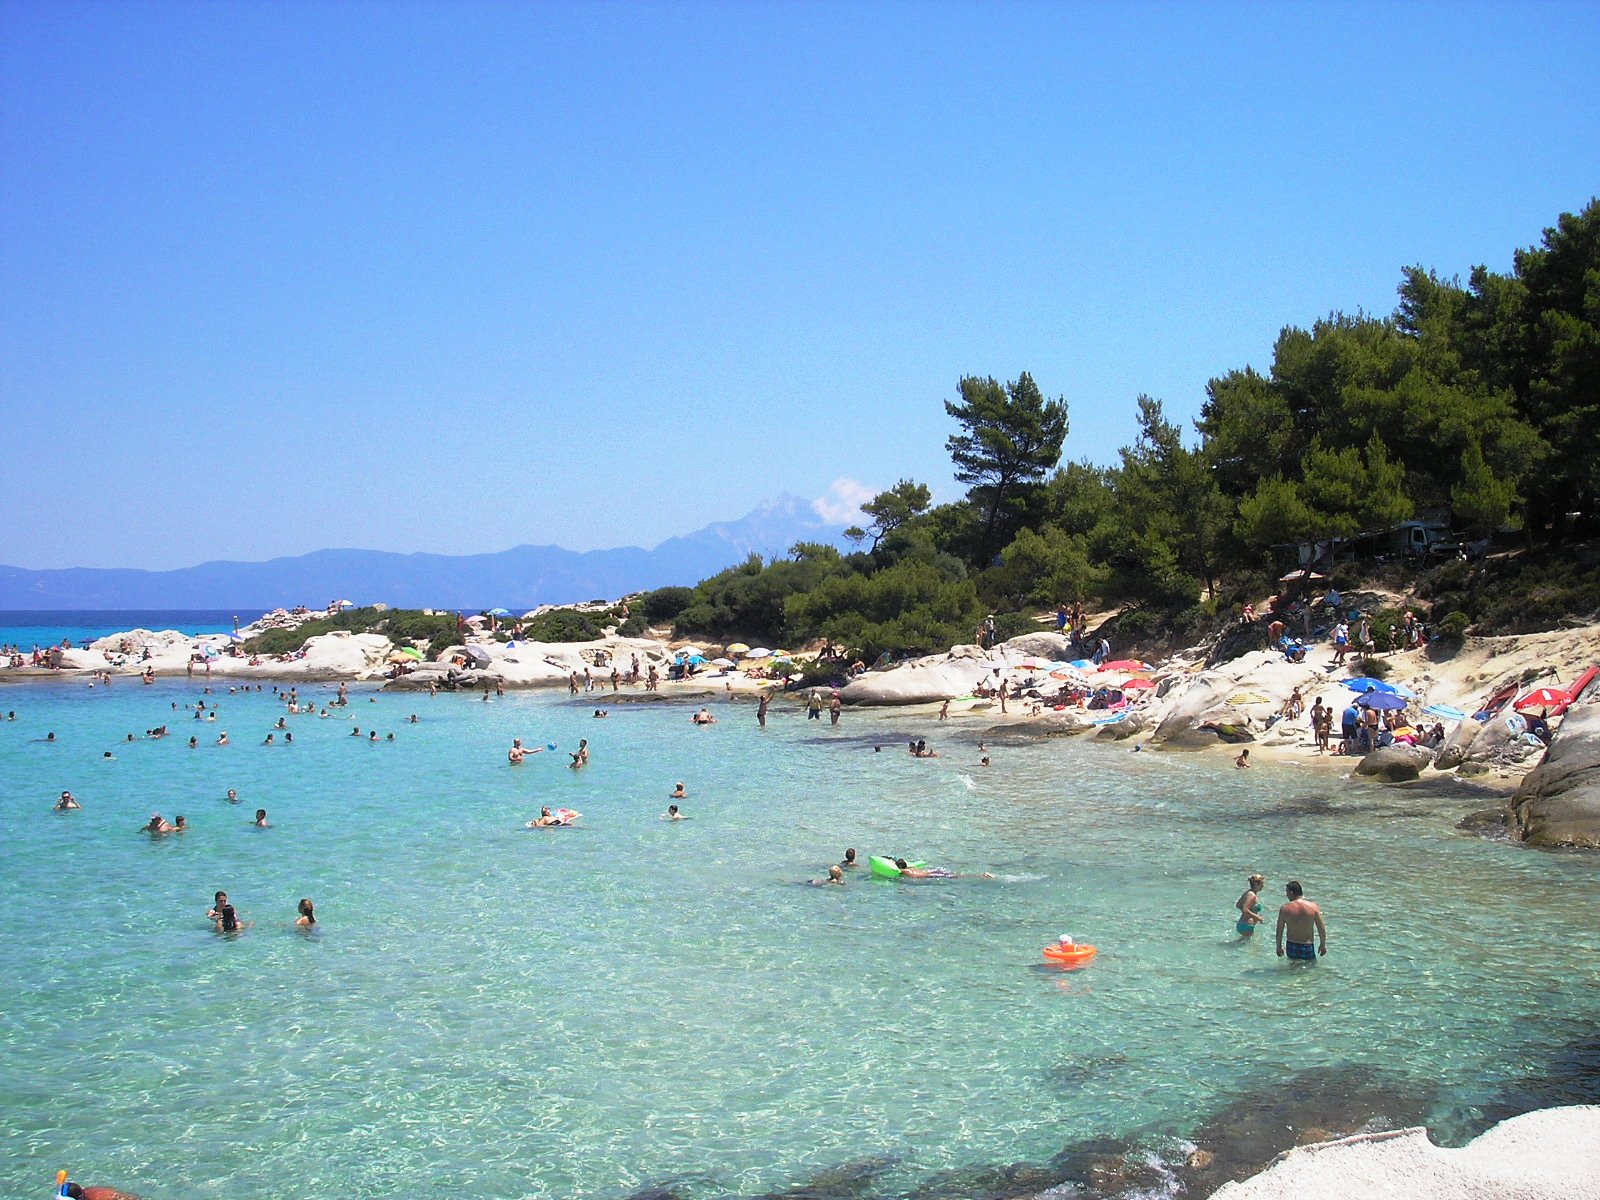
[1211,1105,1600,1200]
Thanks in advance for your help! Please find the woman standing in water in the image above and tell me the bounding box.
[1235,873,1265,937]
[296,898,316,928]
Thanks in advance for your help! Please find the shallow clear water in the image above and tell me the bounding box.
[2,678,1596,1199]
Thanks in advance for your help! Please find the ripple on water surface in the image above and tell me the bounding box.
[1,681,1596,1198]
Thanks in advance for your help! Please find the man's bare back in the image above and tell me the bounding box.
[1276,881,1326,960]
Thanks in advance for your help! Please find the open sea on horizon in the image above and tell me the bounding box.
[0,610,252,651]
[2,669,1598,1199]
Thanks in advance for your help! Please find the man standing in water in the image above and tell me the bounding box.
[1275,880,1326,962]
[757,690,771,727]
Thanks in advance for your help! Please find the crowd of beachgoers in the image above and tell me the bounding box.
[12,595,1600,1200]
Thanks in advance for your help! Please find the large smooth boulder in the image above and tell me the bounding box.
[1209,1105,1600,1200]
[840,639,1068,706]
[1094,710,1151,741]
[1464,712,1545,767]
[1514,703,1600,849]
[1353,744,1435,782]
[840,653,989,705]
[1433,719,1482,770]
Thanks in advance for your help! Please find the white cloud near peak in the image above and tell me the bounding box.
[812,477,875,525]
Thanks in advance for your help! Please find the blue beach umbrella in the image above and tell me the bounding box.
[487,608,512,617]
[1423,704,1467,721]
[1357,691,1408,711]
[1342,677,1414,698]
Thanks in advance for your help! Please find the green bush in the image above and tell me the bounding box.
[639,587,695,623]
[1437,611,1471,642]
[520,608,605,643]
[1351,656,1389,679]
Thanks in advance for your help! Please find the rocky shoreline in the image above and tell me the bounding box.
[9,615,1600,848]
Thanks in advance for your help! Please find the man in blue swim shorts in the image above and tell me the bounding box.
[1276,879,1326,963]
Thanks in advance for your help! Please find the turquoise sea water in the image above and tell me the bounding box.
[1,611,247,651]
[2,675,1597,1199]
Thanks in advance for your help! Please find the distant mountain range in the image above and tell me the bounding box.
[0,494,850,611]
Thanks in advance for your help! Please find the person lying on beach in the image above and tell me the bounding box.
[56,791,81,810]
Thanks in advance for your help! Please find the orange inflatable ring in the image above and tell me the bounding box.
[1042,942,1097,967]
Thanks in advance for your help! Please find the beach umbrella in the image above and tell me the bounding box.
[1357,691,1408,711]
[1068,659,1096,670]
[1341,678,1414,698]
[1227,692,1271,705]
[726,643,751,655]
[463,614,487,626]
[1122,678,1157,690]
[1278,569,1326,583]
[1423,704,1467,721]
[399,647,423,660]
[1514,687,1571,712]
[1049,667,1089,685]
[712,657,735,667]
[677,646,702,657]
[227,631,245,642]
[331,599,354,609]
[1099,659,1153,673]
[745,648,772,659]
[487,608,512,617]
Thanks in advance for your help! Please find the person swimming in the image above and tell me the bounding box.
[207,891,228,921]
[664,804,685,820]
[215,903,242,933]
[253,809,269,827]
[142,813,174,834]
[296,898,316,928]
[809,865,845,886]
[670,782,687,799]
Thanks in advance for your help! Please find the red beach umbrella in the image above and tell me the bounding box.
[1122,678,1156,690]
[1514,687,1571,712]
[1098,659,1153,673]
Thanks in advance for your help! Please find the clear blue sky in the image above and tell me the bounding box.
[3,0,1596,569]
